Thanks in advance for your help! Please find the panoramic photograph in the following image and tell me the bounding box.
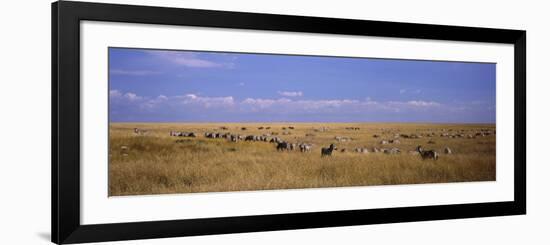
[108,47,496,196]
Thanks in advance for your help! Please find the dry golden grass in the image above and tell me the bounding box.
[109,122,496,196]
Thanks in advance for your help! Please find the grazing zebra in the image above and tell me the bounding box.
[290,143,297,151]
[270,137,283,144]
[321,144,336,157]
[416,145,438,160]
[355,148,368,154]
[277,142,290,151]
[134,128,148,135]
[384,148,401,154]
[172,131,196,137]
[299,143,312,152]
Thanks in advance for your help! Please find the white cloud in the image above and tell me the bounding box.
[109,90,122,98]
[278,91,303,97]
[242,98,292,109]
[178,94,235,108]
[123,92,142,101]
[111,90,444,116]
[405,100,440,107]
[109,90,143,102]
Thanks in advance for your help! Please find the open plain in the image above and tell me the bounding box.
[109,122,496,196]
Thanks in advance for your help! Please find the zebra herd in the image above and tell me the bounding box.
[158,127,459,159]
[172,130,315,154]
[275,141,313,152]
[170,131,196,137]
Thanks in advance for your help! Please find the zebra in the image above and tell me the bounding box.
[133,128,148,135]
[416,145,438,160]
[321,144,336,157]
[355,148,368,154]
[277,142,290,151]
[384,148,401,154]
[290,143,297,151]
[270,137,282,143]
[299,143,312,152]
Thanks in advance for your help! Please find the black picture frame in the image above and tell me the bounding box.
[52,1,526,244]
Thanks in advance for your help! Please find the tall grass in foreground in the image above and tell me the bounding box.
[109,123,496,196]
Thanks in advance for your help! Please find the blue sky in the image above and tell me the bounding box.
[109,47,496,123]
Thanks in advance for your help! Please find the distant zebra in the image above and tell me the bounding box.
[134,128,148,135]
[321,144,336,157]
[383,148,401,155]
[277,142,290,151]
[270,137,283,144]
[416,145,438,160]
[299,143,312,152]
[290,143,297,151]
[355,148,369,154]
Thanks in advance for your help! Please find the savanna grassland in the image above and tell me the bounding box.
[109,123,496,196]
